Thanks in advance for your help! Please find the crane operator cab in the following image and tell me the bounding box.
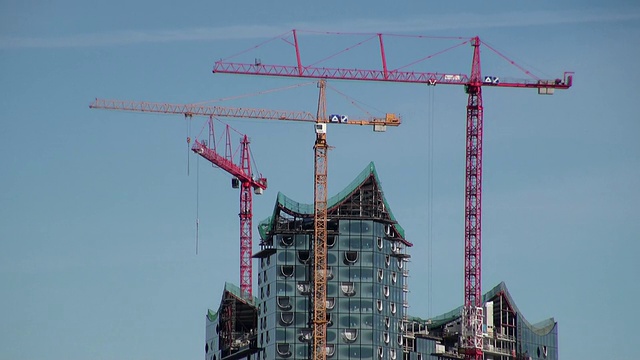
[315,123,327,134]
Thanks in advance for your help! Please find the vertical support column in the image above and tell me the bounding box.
[312,80,328,360]
[239,135,253,299]
[462,36,484,360]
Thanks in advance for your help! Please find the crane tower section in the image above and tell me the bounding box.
[210,30,572,360]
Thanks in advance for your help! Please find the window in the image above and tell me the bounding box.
[391,272,397,284]
[276,343,291,358]
[377,236,383,249]
[377,269,384,282]
[398,335,403,345]
[279,312,294,326]
[342,329,358,342]
[327,235,336,248]
[383,285,390,298]
[397,258,404,269]
[280,265,294,278]
[280,235,294,247]
[390,302,397,314]
[344,251,358,265]
[277,296,292,310]
[385,317,390,329]
[383,332,390,344]
[326,297,335,310]
[377,347,384,359]
[376,300,383,312]
[297,250,310,264]
[390,349,397,360]
[320,267,334,280]
[297,281,310,295]
[341,282,356,296]
[298,328,312,342]
[326,344,335,357]
[385,255,390,268]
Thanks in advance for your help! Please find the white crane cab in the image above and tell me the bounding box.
[315,123,327,134]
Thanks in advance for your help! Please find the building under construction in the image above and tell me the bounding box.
[204,163,558,360]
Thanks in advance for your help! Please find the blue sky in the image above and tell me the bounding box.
[1,1,639,359]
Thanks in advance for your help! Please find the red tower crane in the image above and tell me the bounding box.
[90,98,267,299]
[89,96,400,303]
[211,30,572,360]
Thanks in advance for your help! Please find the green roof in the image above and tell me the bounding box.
[423,282,557,336]
[206,282,258,322]
[207,308,218,322]
[258,162,405,239]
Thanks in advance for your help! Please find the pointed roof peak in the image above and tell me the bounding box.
[259,162,408,243]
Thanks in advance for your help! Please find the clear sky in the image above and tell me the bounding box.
[1,1,638,359]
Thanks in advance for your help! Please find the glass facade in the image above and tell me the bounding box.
[257,218,409,360]
[204,163,558,360]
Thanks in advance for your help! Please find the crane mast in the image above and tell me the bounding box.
[191,134,265,298]
[462,37,484,359]
[211,30,572,360]
[312,80,328,360]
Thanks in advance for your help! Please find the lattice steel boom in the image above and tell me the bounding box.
[211,30,572,360]
[90,96,399,302]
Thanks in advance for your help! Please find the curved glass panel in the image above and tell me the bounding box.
[277,296,292,310]
[280,312,294,326]
[342,329,358,342]
[277,343,291,358]
[297,281,310,295]
[297,250,310,264]
[326,344,335,357]
[344,251,359,265]
[327,235,337,248]
[298,328,313,342]
[326,297,335,310]
[341,282,356,296]
[280,235,294,247]
[280,265,294,278]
